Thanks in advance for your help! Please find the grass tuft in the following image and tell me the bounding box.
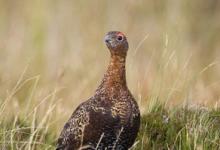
[135,104,220,150]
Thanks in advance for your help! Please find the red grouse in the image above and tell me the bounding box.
[56,31,140,150]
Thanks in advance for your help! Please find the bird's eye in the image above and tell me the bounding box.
[117,36,123,41]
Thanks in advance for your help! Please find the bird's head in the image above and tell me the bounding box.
[104,31,129,57]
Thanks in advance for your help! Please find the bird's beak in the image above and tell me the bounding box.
[104,35,112,44]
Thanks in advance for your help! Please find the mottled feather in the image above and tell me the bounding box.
[57,31,140,150]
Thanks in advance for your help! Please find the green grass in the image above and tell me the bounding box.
[0,117,55,149]
[1,100,220,150]
[136,104,220,149]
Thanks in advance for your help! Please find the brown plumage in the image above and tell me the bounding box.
[56,31,140,150]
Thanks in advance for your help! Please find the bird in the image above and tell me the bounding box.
[56,31,140,150]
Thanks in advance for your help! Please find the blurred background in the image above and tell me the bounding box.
[0,0,220,133]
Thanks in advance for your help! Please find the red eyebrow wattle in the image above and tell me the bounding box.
[117,32,124,37]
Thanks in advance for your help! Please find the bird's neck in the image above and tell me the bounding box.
[98,54,127,90]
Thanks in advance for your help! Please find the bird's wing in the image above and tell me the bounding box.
[56,99,121,149]
[56,101,91,149]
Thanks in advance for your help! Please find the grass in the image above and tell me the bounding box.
[136,104,220,149]
[1,97,220,150]
[0,66,219,150]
